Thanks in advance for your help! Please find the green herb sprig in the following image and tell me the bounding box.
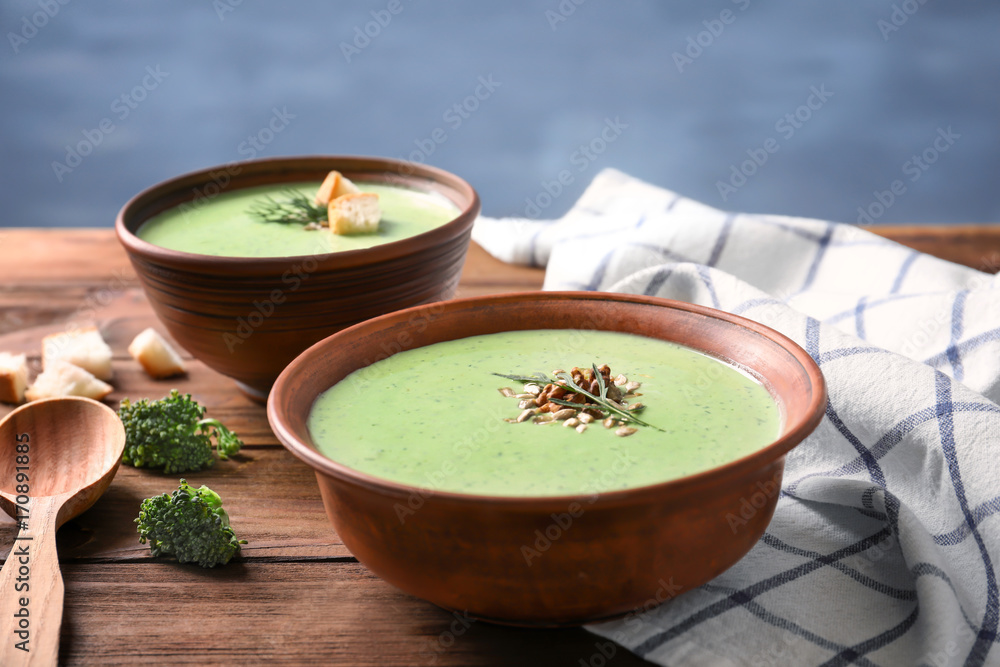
[492,372,551,384]
[247,189,327,227]
[492,364,662,431]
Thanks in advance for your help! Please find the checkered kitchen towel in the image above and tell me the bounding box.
[473,169,1000,666]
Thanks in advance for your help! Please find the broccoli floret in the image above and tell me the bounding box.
[118,390,244,473]
[136,479,247,567]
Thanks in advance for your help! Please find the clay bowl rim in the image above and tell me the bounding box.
[267,291,827,510]
[114,155,481,275]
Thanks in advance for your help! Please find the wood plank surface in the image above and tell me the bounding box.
[0,225,998,665]
[59,562,642,667]
[870,224,1000,272]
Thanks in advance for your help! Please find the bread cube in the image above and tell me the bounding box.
[328,193,381,235]
[42,326,113,380]
[128,327,186,379]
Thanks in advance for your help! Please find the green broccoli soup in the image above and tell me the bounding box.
[136,181,459,258]
[307,329,781,497]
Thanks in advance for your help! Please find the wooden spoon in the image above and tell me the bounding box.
[0,397,125,666]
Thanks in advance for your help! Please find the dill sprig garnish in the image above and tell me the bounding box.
[246,189,328,227]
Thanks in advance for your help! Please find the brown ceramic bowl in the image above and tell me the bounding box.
[115,156,479,400]
[267,292,826,626]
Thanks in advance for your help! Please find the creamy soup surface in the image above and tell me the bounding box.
[308,329,781,497]
[137,181,459,257]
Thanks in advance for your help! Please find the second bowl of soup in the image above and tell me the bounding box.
[267,292,826,626]
[116,156,479,400]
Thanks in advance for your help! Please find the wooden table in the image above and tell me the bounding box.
[1,226,997,666]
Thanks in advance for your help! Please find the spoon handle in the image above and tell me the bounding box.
[0,496,63,666]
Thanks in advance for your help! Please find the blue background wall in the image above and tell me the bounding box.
[2,0,998,227]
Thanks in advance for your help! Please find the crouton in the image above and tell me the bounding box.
[128,327,187,379]
[24,359,112,402]
[42,326,113,380]
[328,192,381,235]
[314,170,361,207]
[0,352,28,404]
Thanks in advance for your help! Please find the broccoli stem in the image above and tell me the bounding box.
[198,418,244,460]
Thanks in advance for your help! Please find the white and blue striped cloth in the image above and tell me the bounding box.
[473,169,1000,666]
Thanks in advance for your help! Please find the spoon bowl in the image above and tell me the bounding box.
[0,397,126,666]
